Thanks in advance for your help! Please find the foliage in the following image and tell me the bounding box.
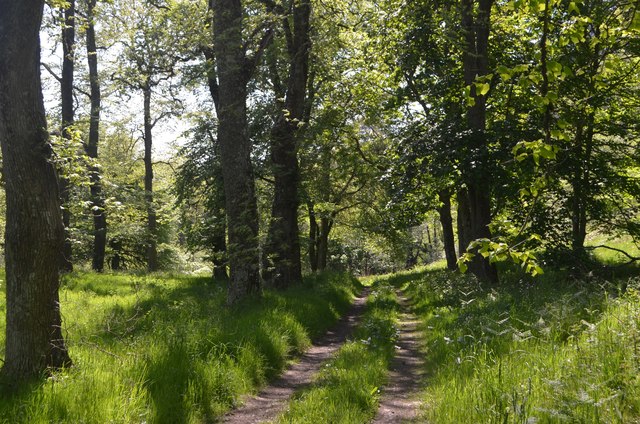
[174,117,225,263]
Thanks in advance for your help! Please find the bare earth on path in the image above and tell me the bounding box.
[372,292,425,423]
[221,289,369,424]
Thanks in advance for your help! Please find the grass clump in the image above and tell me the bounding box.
[0,271,359,423]
[403,264,640,423]
[276,282,399,423]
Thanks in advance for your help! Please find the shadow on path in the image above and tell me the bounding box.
[222,289,370,424]
[372,293,425,423]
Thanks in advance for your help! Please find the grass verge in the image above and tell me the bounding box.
[275,281,399,423]
[0,271,359,423]
[403,264,640,423]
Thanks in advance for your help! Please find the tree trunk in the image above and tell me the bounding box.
[143,84,158,272]
[571,113,594,252]
[438,190,458,270]
[212,224,228,281]
[264,0,311,289]
[460,0,498,284]
[59,0,75,272]
[264,120,303,287]
[317,217,332,271]
[0,0,72,380]
[308,202,319,272]
[203,53,228,281]
[110,238,122,271]
[457,188,472,256]
[468,183,498,282]
[432,217,438,243]
[213,0,261,303]
[86,0,107,272]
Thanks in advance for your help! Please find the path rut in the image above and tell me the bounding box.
[221,289,368,424]
[372,292,425,423]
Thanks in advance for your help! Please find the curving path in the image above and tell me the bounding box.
[221,289,369,424]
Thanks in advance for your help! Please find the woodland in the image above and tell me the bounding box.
[0,0,639,422]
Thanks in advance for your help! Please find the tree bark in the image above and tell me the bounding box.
[86,0,107,272]
[59,0,75,272]
[0,0,72,380]
[307,205,333,272]
[203,47,228,281]
[460,0,498,284]
[143,84,158,271]
[264,120,303,286]
[264,0,311,289]
[308,202,319,272]
[438,190,458,270]
[457,188,472,257]
[317,216,332,271]
[213,0,261,303]
[571,113,594,252]
[212,225,228,281]
[110,238,122,270]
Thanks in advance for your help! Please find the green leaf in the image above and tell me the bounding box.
[568,2,580,14]
[497,65,511,81]
[631,13,640,32]
[546,61,563,76]
[458,260,468,274]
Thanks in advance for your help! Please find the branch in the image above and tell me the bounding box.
[333,200,368,216]
[256,173,276,185]
[202,47,220,112]
[402,69,431,115]
[73,84,92,99]
[148,0,171,10]
[244,27,274,83]
[153,160,176,173]
[151,111,174,129]
[585,244,640,264]
[41,62,62,83]
[42,62,91,98]
[332,172,357,204]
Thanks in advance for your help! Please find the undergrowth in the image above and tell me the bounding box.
[404,264,640,423]
[0,271,359,423]
[276,282,399,423]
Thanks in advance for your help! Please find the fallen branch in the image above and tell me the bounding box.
[585,244,640,264]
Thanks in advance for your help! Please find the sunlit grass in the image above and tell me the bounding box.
[0,271,359,423]
[276,282,399,423]
[585,233,640,265]
[403,264,640,423]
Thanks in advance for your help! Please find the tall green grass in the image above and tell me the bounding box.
[403,265,640,423]
[276,282,399,423]
[0,271,359,423]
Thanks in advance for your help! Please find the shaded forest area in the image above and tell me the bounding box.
[0,0,639,420]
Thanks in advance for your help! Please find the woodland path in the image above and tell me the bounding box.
[221,289,369,424]
[372,291,425,423]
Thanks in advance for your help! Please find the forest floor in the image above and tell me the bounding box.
[222,288,369,423]
[371,292,425,423]
[223,282,427,423]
